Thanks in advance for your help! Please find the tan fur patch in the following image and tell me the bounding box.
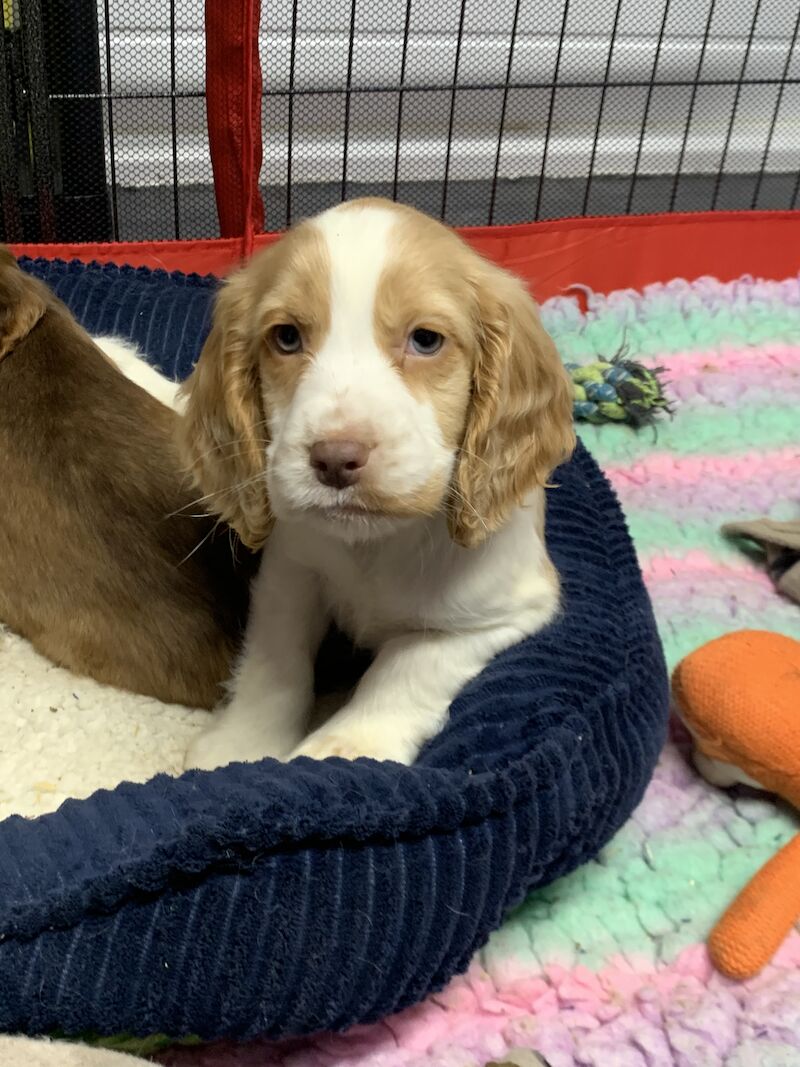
[448,261,576,547]
[372,209,478,455]
[179,222,331,547]
[258,222,332,412]
[366,202,575,547]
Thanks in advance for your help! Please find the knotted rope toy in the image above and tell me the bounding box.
[566,352,671,427]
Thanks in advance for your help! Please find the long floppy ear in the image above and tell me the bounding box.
[448,262,575,548]
[0,246,48,362]
[177,270,273,549]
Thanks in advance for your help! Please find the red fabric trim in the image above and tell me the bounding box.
[204,0,264,243]
[454,209,800,302]
[12,210,800,301]
[242,0,262,253]
[12,236,246,277]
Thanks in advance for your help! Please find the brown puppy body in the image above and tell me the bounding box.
[0,248,251,708]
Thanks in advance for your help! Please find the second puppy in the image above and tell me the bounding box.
[0,249,252,709]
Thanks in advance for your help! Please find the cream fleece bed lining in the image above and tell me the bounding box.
[0,1036,150,1065]
[0,622,206,822]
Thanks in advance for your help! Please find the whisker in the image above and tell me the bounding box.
[455,445,492,471]
[189,438,270,465]
[448,484,489,534]
[228,525,241,567]
[175,522,217,568]
[166,471,267,520]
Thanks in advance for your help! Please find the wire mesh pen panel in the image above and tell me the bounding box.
[3,0,799,243]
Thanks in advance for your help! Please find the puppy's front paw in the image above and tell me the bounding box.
[289,724,420,765]
[184,724,291,772]
[184,729,250,772]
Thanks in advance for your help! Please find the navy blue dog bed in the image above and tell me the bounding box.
[0,258,669,1041]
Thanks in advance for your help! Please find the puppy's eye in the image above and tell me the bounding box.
[407,328,444,357]
[272,324,302,354]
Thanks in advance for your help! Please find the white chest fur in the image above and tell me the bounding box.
[185,491,562,771]
[278,493,558,647]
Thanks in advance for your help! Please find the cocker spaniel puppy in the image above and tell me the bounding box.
[180,199,575,769]
[0,247,251,708]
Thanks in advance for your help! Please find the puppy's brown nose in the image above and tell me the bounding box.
[309,440,370,489]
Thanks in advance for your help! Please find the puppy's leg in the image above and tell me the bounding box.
[289,624,526,765]
[185,541,326,771]
[94,336,185,412]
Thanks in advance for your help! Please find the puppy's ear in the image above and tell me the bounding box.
[448,261,575,548]
[0,247,48,361]
[178,270,273,549]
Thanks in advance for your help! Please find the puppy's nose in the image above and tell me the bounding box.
[309,439,370,489]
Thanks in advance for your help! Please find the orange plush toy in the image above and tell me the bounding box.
[672,629,800,980]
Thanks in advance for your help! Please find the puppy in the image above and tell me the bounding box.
[181,199,575,769]
[0,247,251,709]
[94,334,186,413]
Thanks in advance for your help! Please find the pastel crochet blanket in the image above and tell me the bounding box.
[154,274,800,1067]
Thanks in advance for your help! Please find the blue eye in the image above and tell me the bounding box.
[273,324,302,354]
[408,328,444,356]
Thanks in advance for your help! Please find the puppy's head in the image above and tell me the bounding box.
[180,200,574,549]
[0,246,48,362]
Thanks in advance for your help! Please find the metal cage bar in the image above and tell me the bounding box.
[3,0,798,243]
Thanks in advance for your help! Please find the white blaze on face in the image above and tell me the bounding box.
[266,203,454,527]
